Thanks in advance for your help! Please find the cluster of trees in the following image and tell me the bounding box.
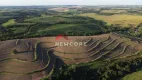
[127,10,142,15]
[118,23,142,38]
[0,15,124,41]
[1,10,46,22]
[0,23,37,41]
[0,8,48,40]
[0,9,125,41]
[51,57,142,80]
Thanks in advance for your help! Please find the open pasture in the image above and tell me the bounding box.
[80,13,142,27]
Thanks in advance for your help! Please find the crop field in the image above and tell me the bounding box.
[0,33,142,79]
[100,10,127,14]
[80,13,142,27]
[49,8,69,12]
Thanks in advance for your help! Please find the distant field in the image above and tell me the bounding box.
[24,16,71,24]
[122,71,142,80]
[100,10,127,14]
[49,8,69,12]
[80,13,142,27]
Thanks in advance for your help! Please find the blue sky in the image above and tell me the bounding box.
[0,0,142,6]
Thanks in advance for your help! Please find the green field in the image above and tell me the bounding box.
[28,23,103,36]
[80,13,142,27]
[24,16,66,24]
[2,19,16,27]
[122,71,142,80]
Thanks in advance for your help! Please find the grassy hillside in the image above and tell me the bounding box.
[27,24,104,36]
[0,15,119,41]
[24,16,66,24]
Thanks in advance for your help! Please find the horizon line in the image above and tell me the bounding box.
[0,4,142,6]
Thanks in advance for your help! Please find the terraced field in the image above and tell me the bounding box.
[0,33,142,80]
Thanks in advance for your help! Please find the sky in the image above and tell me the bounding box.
[0,0,142,6]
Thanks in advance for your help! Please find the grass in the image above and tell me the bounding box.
[4,23,36,34]
[2,19,16,27]
[32,42,41,62]
[10,26,27,33]
[80,13,142,27]
[16,39,20,45]
[24,15,94,24]
[122,70,142,80]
